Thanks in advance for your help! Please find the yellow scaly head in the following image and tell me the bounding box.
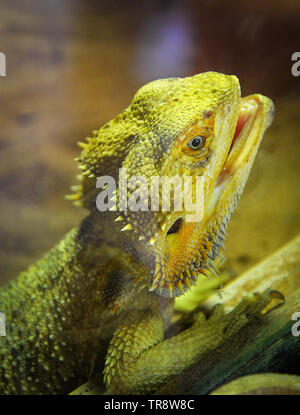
[70,72,275,298]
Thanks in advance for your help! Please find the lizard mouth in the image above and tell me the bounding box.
[207,94,273,215]
[216,97,260,187]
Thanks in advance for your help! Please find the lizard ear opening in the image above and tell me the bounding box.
[166,218,183,235]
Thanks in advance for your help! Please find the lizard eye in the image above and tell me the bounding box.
[187,136,206,150]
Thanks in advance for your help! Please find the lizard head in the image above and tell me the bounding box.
[73,72,275,298]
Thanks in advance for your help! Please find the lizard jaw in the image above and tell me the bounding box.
[208,94,275,213]
[150,94,275,297]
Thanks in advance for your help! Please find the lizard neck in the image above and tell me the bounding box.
[2,214,152,332]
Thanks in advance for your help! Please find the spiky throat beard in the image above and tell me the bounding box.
[150,94,274,298]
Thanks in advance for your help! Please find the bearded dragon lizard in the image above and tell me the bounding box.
[0,72,275,394]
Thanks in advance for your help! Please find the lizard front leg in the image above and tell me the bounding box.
[103,290,272,394]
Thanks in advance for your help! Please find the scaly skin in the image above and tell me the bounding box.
[0,72,275,394]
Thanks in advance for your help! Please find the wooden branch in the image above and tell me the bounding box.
[156,234,300,394]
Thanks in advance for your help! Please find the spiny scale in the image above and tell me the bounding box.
[77,141,88,149]
[120,223,133,232]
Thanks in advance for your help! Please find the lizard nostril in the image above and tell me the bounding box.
[166,218,183,235]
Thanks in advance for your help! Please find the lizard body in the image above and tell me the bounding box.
[0,72,274,394]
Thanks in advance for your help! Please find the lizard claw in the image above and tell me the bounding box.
[222,289,275,337]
